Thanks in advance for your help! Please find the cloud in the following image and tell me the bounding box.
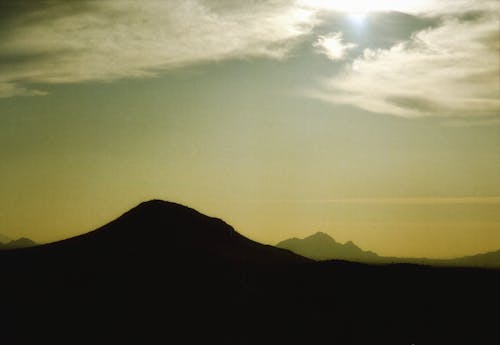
[312,12,500,118]
[300,0,499,17]
[0,0,316,97]
[412,0,500,16]
[313,32,356,60]
[2,0,499,125]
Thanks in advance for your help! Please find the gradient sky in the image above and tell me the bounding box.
[0,0,499,258]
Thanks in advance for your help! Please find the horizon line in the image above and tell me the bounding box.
[215,196,500,205]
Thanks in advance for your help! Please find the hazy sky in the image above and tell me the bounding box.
[0,0,499,258]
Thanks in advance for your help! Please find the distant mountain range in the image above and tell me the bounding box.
[0,233,12,243]
[277,232,500,268]
[277,232,378,261]
[0,236,37,250]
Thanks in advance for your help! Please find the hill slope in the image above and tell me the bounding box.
[25,199,309,265]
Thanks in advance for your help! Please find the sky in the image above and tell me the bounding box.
[0,0,499,258]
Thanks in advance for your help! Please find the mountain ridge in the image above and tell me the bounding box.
[6,199,309,266]
[0,233,12,243]
[0,237,37,250]
[277,232,500,268]
[277,231,378,261]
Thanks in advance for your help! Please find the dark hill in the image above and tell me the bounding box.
[23,199,308,265]
[1,200,499,345]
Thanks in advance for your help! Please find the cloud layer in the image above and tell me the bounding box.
[0,0,315,97]
[0,0,498,122]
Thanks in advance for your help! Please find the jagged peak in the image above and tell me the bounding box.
[344,240,359,247]
[305,232,337,243]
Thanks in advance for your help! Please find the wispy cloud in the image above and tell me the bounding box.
[310,1,500,119]
[1,0,499,126]
[0,0,316,98]
[300,0,499,16]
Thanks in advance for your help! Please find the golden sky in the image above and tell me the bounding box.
[0,0,499,258]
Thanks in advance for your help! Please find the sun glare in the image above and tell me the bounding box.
[348,12,368,24]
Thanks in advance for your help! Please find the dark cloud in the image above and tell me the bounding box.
[386,95,441,114]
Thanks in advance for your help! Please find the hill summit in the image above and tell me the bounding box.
[31,199,309,265]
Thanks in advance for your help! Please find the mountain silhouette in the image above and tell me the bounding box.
[31,199,309,265]
[0,233,12,243]
[1,200,499,345]
[277,231,379,261]
[0,237,37,250]
[277,232,500,268]
[449,249,500,268]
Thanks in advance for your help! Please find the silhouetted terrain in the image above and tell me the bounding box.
[449,250,500,267]
[277,232,500,268]
[1,200,499,344]
[0,233,11,243]
[0,237,37,250]
[277,232,378,261]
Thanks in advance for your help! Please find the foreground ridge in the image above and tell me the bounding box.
[0,200,499,345]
